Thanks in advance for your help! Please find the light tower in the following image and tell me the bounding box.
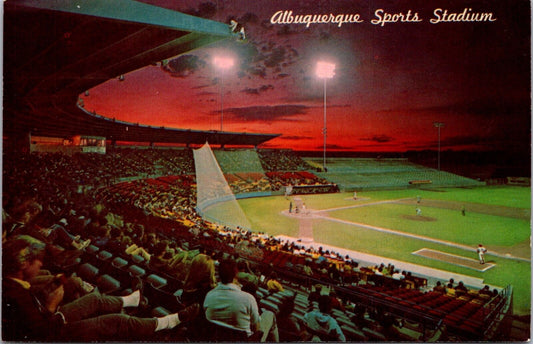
[316,61,336,172]
[433,122,445,170]
[213,56,234,131]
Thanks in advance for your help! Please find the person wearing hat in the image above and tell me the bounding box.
[2,235,200,341]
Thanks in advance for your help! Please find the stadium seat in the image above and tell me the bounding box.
[94,250,113,272]
[341,325,368,341]
[96,274,122,294]
[85,244,100,255]
[127,264,146,279]
[208,322,250,342]
[82,245,100,266]
[144,282,182,313]
[362,327,387,341]
[259,299,279,314]
[111,256,128,269]
[77,263,100,284]
[146,274,168,289]
[131,254,146,266]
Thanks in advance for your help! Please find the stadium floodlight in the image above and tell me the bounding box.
[433,122,445,170]
[213,56,235,132]
[316,61,335,172]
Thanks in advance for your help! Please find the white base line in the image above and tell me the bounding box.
[413,248,495,272]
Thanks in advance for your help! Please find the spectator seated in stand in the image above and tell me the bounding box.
[148,240,174,272]
[125,238,152,262]
[380,312,413,341]
[104,226,127,254]
[2,235,200,342]
[433,281,446,294]
[204,258,262,341]
[308,284,323,303]
[478,285,493,298]
[277,297,309,341]
[5,201,90,252]
[266,272,284,294]
[455,281,469,297]
[180,254,217,341]
[241,282,280,342]
[236,259,259,288]
[303,294,346,342]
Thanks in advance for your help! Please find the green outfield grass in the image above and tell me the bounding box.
[329,203,529,247]
[230,185,531,315]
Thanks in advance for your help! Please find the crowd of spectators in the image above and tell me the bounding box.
[2,149,505,342]
[214,149,265,173]
[258,149,314,172]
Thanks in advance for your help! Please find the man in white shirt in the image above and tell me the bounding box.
[204,259,260,338]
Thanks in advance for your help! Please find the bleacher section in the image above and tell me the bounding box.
[213,149,265,173]
[70,230,509,342]
[305,158,486,190]
[258,149,314,172]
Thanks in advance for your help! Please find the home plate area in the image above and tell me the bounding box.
[413,248,495,272]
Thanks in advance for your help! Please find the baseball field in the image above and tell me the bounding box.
[221,185,530,315]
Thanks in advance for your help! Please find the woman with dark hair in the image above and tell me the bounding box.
[181,254,217,305]
[180,254,217,341]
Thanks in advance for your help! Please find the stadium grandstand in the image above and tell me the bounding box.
[2,1,529,343]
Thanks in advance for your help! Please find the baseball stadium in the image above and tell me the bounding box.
[3,1,530,342]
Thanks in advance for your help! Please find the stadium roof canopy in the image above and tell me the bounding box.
[3,0,281,147]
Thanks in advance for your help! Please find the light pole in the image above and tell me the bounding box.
[433,122,445,170]
[213,56,234,131]
[316,61,335,172]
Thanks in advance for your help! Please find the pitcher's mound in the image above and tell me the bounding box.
[401,214,437,222]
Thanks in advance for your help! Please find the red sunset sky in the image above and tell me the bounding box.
[82,0,530,153]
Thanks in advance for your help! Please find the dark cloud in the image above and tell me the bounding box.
[241,84,274,95]
[276,25,300,36]
[238,12,260,25]
[360,135,394,143]
[224,105,310,122]
[191,84,212,89]
[259,84,274,92]
[196,91,217,96]
[162,55,206,78]
[313,144,353,150]
[245,66,267,78]
[183,2,218,19]
[278,135,314,141]
[241,88,260,95]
